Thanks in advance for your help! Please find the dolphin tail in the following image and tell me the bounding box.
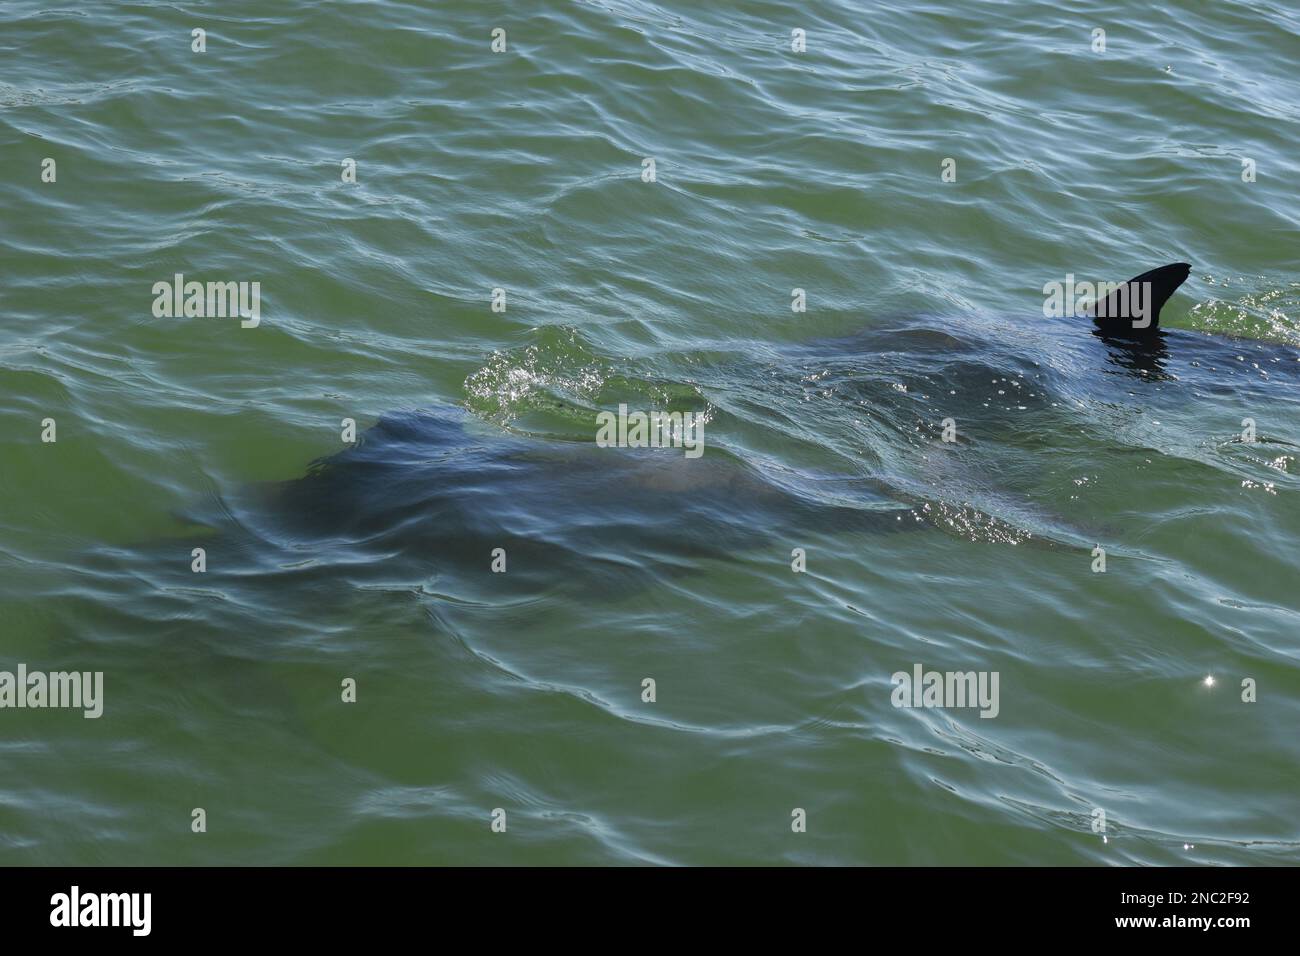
[1090,262,1191,337]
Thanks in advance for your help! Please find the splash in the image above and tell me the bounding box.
[1187,276,1300,345]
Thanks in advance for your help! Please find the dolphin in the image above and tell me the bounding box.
[167,261,1296,601]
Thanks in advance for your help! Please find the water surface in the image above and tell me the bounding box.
[1,0,1298,864]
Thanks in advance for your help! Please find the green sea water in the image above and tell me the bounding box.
[1,0,1298,865]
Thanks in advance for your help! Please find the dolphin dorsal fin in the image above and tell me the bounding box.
[1090,262,1191,336]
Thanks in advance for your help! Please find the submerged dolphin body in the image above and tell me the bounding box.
[184,262,1296,599]
[222,408,921,599]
